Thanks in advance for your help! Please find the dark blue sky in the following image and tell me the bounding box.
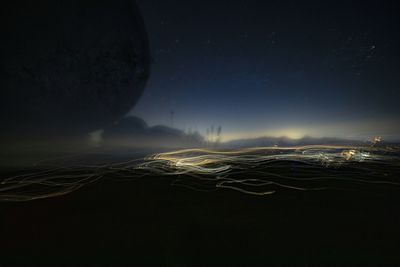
[132,0,400,140]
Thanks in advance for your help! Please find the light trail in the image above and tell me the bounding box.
[0,145,399,201]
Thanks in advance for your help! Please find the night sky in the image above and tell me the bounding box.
[132,0,400,141]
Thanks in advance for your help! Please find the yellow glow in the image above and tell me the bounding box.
[342,150,356,160]
[221,127,310,141]
[220,118,400,142]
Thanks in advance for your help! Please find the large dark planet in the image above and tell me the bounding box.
[0,0,150,138]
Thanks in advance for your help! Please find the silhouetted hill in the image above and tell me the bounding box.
[102,116,204,148]
[223,135,364,148]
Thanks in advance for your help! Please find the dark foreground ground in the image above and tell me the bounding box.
[1,173,400,267]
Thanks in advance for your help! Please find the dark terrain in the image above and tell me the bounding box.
[1,170,400,266]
